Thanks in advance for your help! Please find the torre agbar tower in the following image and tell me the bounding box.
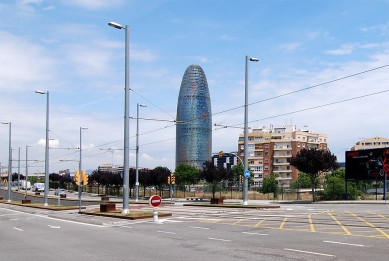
[176,64,212,169]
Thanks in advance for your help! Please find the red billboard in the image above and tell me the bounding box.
[345,148,389,180]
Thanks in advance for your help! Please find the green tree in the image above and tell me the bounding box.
[174,163,200,191]
[290,172,319,190]
[290,148,339,201]
[231,162,254,186]
[321,168,361,200]
[199,160,234,199]
[152,166,171,191]
[259,173,279,198]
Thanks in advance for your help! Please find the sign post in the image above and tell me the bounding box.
[149,195,162,223]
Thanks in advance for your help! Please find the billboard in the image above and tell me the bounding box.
[345,148,389,180]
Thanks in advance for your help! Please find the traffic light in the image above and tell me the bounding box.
[167,175,171,184]
[82,170,88,185]
[74,170,80,185]
[240,175,244,183]
[171,174,175,185]
[219,150,223,158]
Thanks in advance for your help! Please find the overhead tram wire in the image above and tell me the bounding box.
[212,64,389,117]
[130,88,176,120]
[138,88,389,146]
[215,89,389,130]
[132,64,389,138]
[67,65,389,157]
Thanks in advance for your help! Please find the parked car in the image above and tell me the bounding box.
[145,186,155,191]
[54,189,66,196]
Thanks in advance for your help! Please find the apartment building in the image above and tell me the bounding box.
[238,125,328,187]
[350,137,389,150]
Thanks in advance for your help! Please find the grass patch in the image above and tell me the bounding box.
[90,210,153,217]
[82,210,172,220]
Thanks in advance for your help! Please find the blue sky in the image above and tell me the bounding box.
[0,0,388,174]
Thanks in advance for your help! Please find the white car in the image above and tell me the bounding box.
[32,183,45,192]
[54,189,66,196]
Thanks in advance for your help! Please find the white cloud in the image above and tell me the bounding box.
[42,5,54,11]
[62,0,124,10]
[0,31,58,91]
[16,0,42,12]
[326,44,355,55]
[36,138,59,148]
[278,43,302,52]
[360,23,388,35]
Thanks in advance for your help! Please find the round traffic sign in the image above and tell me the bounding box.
[244,170,250,179]
[149,195,162,207]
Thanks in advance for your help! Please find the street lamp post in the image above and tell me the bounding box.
[79,127,88,212]
[25,145,32,200]
[1,122,12,202]
[135,103,147,202]
[17,147,20,191]
[108,21,131,214]
[35,90,50,206]
[243,55,258,205]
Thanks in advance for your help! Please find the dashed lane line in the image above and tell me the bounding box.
[323,240,364,247]
[284,248,334,257]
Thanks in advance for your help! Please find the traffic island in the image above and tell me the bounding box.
[101,196,110,202]
[81,210,172,220]
[60,194,66,199]
[2,201,85,210]
[183,203,280,209]
[35,192,40,195]
[22,200,32,204]
[0,196,3,200]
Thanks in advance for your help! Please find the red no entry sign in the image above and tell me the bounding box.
[149,195,162,207]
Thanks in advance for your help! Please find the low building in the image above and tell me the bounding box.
[238,125,328,187]
[350,137,389,150]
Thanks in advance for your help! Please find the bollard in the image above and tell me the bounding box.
[153,207,158,222]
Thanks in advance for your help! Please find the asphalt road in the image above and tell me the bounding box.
[1,199,389,260]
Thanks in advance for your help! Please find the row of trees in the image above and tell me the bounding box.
[9,148,355,202]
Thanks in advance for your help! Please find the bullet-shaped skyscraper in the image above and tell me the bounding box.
[176,64,212,169]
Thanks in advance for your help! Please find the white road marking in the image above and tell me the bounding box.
[323,241,364,247]
[242,232,268,236]
[9,219,19,221]
[13,227,23,231]
[0,213,18,217]
[48,225,60,229]
[284,248,334,257]
[188,226,210,230]
[157,230,176,234]
[121,226,132,229]
[207,237,231,242]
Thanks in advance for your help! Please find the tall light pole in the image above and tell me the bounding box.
[25,145,32,200]
[35,90,50,206]
[79,127,88,213]
[1,122,12,202]
[108,21,131,214]
[135,103,147,202]
[17,147,20,191]
[243,56,258,205]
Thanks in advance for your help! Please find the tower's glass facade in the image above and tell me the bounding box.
[176,64,212,169]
